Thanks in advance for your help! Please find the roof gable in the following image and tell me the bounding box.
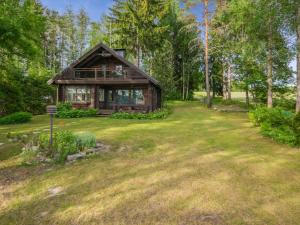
[48,43,160,87]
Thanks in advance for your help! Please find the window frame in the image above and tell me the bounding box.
[65,86,91,103]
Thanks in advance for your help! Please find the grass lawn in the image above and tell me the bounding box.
[0,101,300,225]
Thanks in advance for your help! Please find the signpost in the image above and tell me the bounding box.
[46,105,57,146]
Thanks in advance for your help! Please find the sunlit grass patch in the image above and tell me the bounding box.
[0,101,300,224]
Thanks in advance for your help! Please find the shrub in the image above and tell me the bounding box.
[39,130,78,163]
[110,107,170,120]
[0,112,32,125]
[261,122,296,145]
[249,106,294,127]
[293,112,300,145]
[249,106,297,146]
[56,103,98,118]
[75,132,96,151]
[57,102,72,111]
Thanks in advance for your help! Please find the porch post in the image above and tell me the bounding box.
[94,85,98,108]
[56,85,59,104]
[147,85,152,112]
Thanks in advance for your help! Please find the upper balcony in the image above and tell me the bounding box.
[74,68,133,80]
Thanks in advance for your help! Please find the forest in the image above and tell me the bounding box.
[1,0,299,114]
[1,1,300,224]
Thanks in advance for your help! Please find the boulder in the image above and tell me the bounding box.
[67,152,86,161]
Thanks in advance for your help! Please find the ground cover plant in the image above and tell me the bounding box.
[0,101,300,225]
[0,112,32,125]
[249,106,299,146]
[56,103,97,118]
[110,107,171,120]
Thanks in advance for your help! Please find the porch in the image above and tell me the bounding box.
[59,84,154,114]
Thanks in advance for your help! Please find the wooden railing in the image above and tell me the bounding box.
[74,68,130,80]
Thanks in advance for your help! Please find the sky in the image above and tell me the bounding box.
[40,0,210,22]
[40,0,296,72]
[40,0,113,21]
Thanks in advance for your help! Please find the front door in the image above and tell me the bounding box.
[98,88,105,109]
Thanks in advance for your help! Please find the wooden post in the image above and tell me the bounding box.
[95,68,97,80]
[56,86,59,104]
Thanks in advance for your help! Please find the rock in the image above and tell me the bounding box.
[48,186,63,197]
[67,152,86,161]
[44,158,52,163]
[0,143,3,146]
[31,146,39,151]
[86,148,97,154]
[96,142,104,148]
[8,138,17,142]
[40,211,48,217]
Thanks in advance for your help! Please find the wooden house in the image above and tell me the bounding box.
[48,43,161,114]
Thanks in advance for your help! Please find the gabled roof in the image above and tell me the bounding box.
[48,42,160,88]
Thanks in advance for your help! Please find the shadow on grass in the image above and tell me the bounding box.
[1,102,300,224]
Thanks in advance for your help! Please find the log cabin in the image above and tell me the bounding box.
[48,43,162,115]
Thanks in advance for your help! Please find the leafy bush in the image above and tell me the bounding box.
[75,132,96,151]
[57,102,72,111]
[56,102,97,118]
[274,98,296,111]
[110,107,171,120]
[249,106,297,146]
[293,112,300,145]
[249,106,294,127]
[260,122,296,145]
[39,130,78,163]
[0,112,32,125]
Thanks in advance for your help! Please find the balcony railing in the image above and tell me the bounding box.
[74,68,129,80]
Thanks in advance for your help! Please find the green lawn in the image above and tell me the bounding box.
[0,101,300,225]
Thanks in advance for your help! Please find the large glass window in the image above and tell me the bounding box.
[116,90,130,104]
[115,89,145,105]
[98,88,105,102]
[66,86,91,103]
[132,90,145,105]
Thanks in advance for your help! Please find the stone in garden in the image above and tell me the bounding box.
[96,142,104,148]
[48,186,63,197]
[31,146,39,151]
[40,211,48,217]
[67,152,86,161]
[86,148,97,154]
[8,138,17,142]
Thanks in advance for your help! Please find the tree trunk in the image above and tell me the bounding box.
[222,63,227,100]
[182,61,185,100]
[296,5,300,112]
[186,72,190,100]
[204,0,211,107]
[267,18,273,108]
[245,85,250,107]
[227,63,232,100]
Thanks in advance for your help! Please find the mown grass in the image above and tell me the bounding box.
[0,101,300,225]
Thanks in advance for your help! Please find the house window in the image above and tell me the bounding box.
[115,65,123,76]
[66,86,91,103]
[116,89,130,104]
[115,89,145,105]
[99,88,105,102]
[108,90,114,102]
[132,89,145,105]
[101,64,106,77]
